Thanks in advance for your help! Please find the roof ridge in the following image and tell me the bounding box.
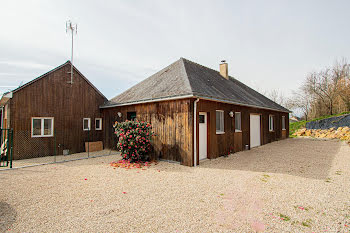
[11,61,69,93]
[181,57,236,80]
[11,61,107,100]
[179,58,194,94]
[109,58,187,102]
[105,57,290,113]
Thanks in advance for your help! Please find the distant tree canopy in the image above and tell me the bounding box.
[289,58,350,120]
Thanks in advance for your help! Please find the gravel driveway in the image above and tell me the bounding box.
[0,138,349,232]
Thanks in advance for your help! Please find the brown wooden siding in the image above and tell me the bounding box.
[102,99,194,166]
[196,99,289,165]
[9,64,106,159]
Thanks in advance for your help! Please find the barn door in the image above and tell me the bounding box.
[199,112,207,160]
[250,114,261,148]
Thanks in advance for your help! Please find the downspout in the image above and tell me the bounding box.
[0,107,3,128]
[193,98,200,167]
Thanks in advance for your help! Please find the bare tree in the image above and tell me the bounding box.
[333,59,350,111]
[287,87,312,121]
[266,89,287,107]
[305,66,341,115]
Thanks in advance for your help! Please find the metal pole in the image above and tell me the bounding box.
[70,30,74,84]
[54,130,56,163]
[87,129,90,158]
[9,129,13,168]
[5,129,10,167]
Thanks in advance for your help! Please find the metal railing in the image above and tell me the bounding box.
[0,128,13,168]
[0,129,119,170]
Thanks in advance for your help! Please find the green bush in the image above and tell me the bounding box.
[113,120,155,162]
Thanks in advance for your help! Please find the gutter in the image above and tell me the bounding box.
[101,94,290,113]
[193,98,199,167]
[0,107,3,128]
[100,94,194,108]
[193,95,291,113]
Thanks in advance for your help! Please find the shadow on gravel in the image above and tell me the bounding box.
[199,138,341,180]
[0,202,17,231]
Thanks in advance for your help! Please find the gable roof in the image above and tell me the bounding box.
[10,61,107,100]
[103,58,290,113]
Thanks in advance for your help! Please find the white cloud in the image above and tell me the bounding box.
[0,0,350,99]
[0,61,54,70]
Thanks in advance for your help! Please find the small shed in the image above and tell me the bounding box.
[0,61,107,159]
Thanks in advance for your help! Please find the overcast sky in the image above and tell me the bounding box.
[1,0,349,99]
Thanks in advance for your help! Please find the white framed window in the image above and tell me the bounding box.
[216,110,225,134]
[95,118,102,130]
[83,118,91,131]
[282,116,286,130]
[31,117,54,137]
[269,115,274,131]
[235,112,242,132]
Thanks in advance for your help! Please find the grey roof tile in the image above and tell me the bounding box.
[104,58,289,112]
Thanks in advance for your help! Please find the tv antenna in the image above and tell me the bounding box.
[66,20,77,84]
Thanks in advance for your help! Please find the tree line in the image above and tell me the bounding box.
[265,59,350,121]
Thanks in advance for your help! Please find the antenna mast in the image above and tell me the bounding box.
[66,20,77,84]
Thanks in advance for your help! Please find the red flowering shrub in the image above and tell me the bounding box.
[113,120,155,162]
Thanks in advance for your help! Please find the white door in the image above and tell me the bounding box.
[199,112,207,160]
[250,114,261,148]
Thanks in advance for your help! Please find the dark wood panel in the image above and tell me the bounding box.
[9,64,106,159]
[197,99,289,162]
[102,99,194,166]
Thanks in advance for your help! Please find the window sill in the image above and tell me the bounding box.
[216,131,225,135]
[269,130,275,132]
[235,130,242,133]
[83,129,91,131]
[95,128,102,131]
[282,129,286,131]
[31,135,53,138]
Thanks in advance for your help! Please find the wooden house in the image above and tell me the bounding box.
[0,61,107,159]
[101,58,290,166]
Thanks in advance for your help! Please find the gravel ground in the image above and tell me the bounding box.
[0,150,118,170]
[0,138,349,232]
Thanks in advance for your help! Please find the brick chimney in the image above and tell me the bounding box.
[219,60,228,79]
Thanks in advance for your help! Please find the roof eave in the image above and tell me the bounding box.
[11,61,107,100]
[193,95,291,113]
[100,94,195,108]
[0,92,13,107]
[100,93,291,113]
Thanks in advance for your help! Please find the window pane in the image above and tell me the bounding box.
[220,112,224,131]
[269,116,274,131]
[199,115,205,124]
[216,111,224,132]
[96,119,100,129]
[127,112,137,121]
[44,119,52,135]
[235,112,241,130]
[84,119,89,130]
[33,119,41,136]
[216,112,220,131]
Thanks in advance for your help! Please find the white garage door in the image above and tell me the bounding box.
[250,114,261,148]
